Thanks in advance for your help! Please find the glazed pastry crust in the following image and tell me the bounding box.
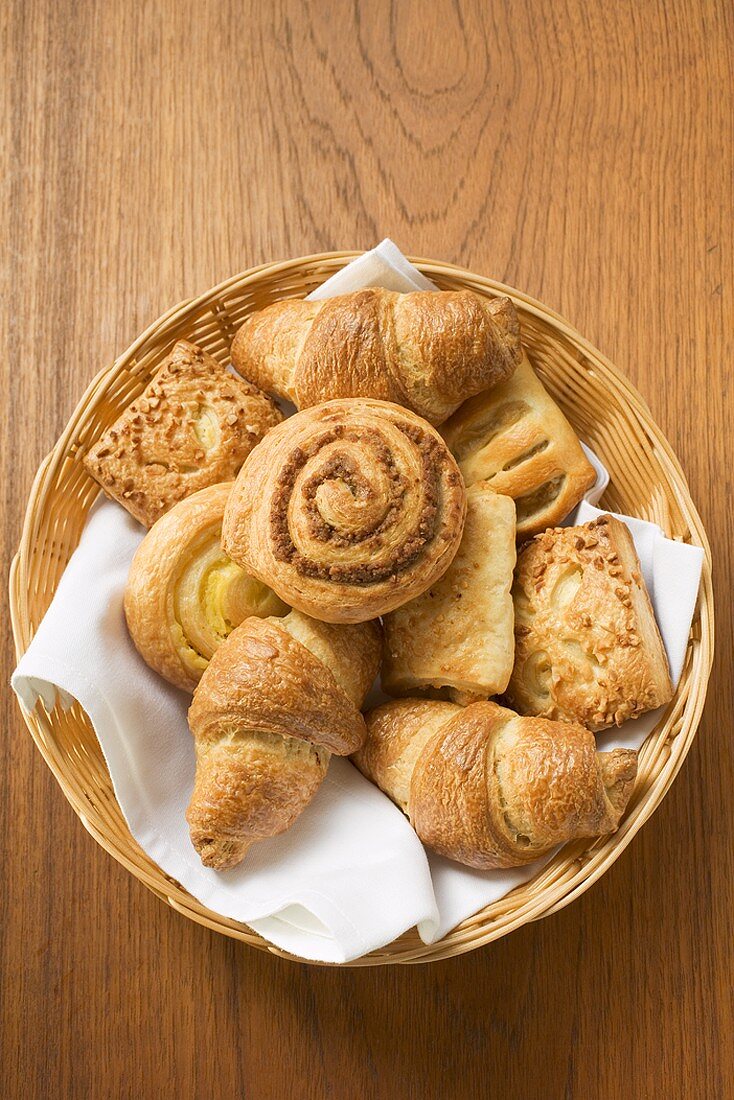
[354,698,638,869]
[84,340,282,527]
[124,482,287,692]
[222,398,467,624]
[507,514,674,729]
[441,353,596,537]
[187,610,382,869]
[382,484,516,701]
[230,288,522,426]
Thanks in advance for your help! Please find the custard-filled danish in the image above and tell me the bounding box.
[222,399,467,623]
[124,482,287,691]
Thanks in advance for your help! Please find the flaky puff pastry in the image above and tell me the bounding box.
[124,482,287,692]
[382,484,516,703]
[230,288,522,426]
[441,353,596,538]
[507,515,673,729]
[222,399,467,624]
[354,698,637,869]
[84,340,282,527]
[187,610,382,869]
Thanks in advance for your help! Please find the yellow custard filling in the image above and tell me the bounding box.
[172,538,287,673]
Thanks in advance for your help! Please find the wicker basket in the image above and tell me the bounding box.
[10,252,714,965]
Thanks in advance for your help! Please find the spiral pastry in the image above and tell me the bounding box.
[125,482,288,691]
[222,399,468,624]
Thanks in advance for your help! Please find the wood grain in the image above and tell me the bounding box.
[2,1,732,1097]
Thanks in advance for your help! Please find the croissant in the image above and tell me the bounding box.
[230,288,522,426]
[124,482,288,691]
[353,698,638,869]
[222,398,467,623]
[187,609,382,869]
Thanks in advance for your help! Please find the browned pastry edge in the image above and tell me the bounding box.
[381,483,516,699]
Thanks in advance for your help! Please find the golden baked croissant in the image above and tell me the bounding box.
[187,610,382,869]
[222,398,467,623]
[441,353,596,537]
[124,482,288,692]
[230,288,522,425]
[353,698,638,869]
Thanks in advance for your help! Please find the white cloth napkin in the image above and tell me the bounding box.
[12,242,703,962]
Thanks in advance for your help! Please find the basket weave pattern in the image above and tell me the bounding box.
[9,254,714,965]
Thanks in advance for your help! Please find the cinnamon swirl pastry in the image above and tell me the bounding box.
[125,482,287,691]
[222,399,467,623]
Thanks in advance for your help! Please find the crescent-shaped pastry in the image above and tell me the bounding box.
[221,399,467,624]
[354,698,638,869]
[124,482,288,691]
[230,288,522,425]
[187,610,382,869]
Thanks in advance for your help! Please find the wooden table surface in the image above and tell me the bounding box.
[2,1,732,1097]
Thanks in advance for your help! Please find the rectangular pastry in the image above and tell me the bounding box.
[441,353,596,538]
[382,483,516,703]
[507,514,674,729]
[84,340,281,526]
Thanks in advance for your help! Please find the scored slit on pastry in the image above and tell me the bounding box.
[441,353,596,538]
[124,482,287,692]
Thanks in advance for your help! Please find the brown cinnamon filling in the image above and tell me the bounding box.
[269,421,448,585]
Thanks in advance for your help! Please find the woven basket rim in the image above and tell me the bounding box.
[9,251,715,966]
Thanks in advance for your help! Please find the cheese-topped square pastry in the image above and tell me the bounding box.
[441,353,596,538]
[507,515,673,730]
[84,340,282,526]
[383,483,516,703]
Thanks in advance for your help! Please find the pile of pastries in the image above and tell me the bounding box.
[85,287,674,873]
